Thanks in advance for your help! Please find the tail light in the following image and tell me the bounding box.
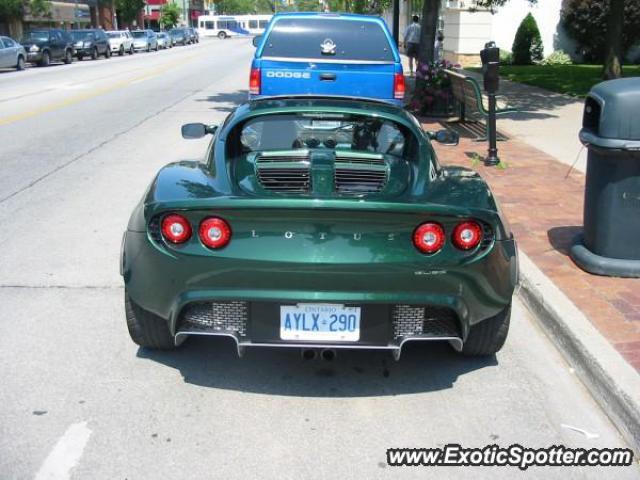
[249,68,261,95]
[413,222,445,254]
[161,214,192,244]
[199,217,232,249]
[393,73,405,100]
[452,221,483,250]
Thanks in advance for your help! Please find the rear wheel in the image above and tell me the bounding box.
[39,51,50,67]
[63,49,73,64]
[105,47,111,58]
[91,47,98,60]
[125,293,176,350]
[129,45,134,55]
[16,55,25,70]
[461,304,511,356]
[218,31,226,40]
[77,54,84,61]
[119,45,124,56]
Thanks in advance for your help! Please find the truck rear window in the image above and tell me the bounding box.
[261,18,395,62]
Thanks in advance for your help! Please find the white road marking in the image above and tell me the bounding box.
[34,421,92,480]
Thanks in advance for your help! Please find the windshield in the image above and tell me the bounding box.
[131,31,146,38]
[262,18,394,62]
[71,31,94,41]
[107,32,120,38]
[170,29,183,35]
[237,114,407,157]
[22,31,49,42]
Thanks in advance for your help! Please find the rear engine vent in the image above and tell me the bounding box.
[392,305,460,339]
[335,154,388,194]
[256,151,311,193]
[180,301,248,337]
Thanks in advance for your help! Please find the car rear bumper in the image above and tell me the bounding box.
[123,231,517,353]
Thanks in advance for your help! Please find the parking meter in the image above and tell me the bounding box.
[480,41,500,165]
[480,41,500,93]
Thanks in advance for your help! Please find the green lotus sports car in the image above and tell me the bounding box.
[121,97,517,359]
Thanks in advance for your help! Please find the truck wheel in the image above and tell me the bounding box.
[16,55,25,70]
[39,51,50,67]
[125,293,177,350]
[63,49,73,64]
[461,304,511,356]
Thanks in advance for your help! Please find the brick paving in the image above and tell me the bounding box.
[422,119,640,371]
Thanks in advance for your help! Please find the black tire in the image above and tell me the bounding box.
[119,45,124,56]
[16,55,25,70]
[461,304,511,356]
[146,44,150,52]
[39,51,50,67]
[218,31,226,40]
[154,44,158,51]
[105,47,111,58]
[63,49,73,64]
[77,54,84,61]
[129,45,134,55]
[91,47,98,60]
[125,294,176,350]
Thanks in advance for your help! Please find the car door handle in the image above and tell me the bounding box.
[320,73,337,81]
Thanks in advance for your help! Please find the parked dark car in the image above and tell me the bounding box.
[71,29,111,60]
[21,29,75,67]
[169,28,188,46]
[186,27,199,43]
[121,97,517,358]
[0,36,27,70]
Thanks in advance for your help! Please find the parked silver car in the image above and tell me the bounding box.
[107,30,134,56]
[157,32,172,49]
[0,36,27,71]
[131,30,158,52]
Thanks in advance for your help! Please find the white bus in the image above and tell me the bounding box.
[197,14,273,39]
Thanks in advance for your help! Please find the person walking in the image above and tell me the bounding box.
[403,15,421,76]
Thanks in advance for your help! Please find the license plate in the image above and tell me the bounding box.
[280,304,360,342]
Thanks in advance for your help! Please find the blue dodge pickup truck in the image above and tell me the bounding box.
[250,13,405,106]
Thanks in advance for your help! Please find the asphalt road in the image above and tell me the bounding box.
[0,38,637,480]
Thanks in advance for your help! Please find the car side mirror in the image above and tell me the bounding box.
[181,123,217,139]
[252,35,262,48]
[429,129,459,146]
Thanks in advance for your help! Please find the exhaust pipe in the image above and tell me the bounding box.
[301,349,318,360]
[320,349,336,362]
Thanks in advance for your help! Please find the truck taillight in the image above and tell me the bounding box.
[393,73,405,100]
[249,68,261,95]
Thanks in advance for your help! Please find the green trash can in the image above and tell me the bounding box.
[570,78,640,277]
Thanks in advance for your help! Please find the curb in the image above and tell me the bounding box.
[517,251,640,452]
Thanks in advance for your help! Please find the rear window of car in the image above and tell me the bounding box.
[235,113,408,157]
[261,18,394,62]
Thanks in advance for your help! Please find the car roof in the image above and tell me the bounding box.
[271,12,387,24]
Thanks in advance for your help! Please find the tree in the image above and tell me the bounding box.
[603,0,624,79]
[160,2,181,29]
[511,13,543,64]
[115,0,145,25]
[0,0,49,22]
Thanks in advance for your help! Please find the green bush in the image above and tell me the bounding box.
[511,13,544,65]
[561,0,640,63]
[499,49,513,65]
[540,50,573,65]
